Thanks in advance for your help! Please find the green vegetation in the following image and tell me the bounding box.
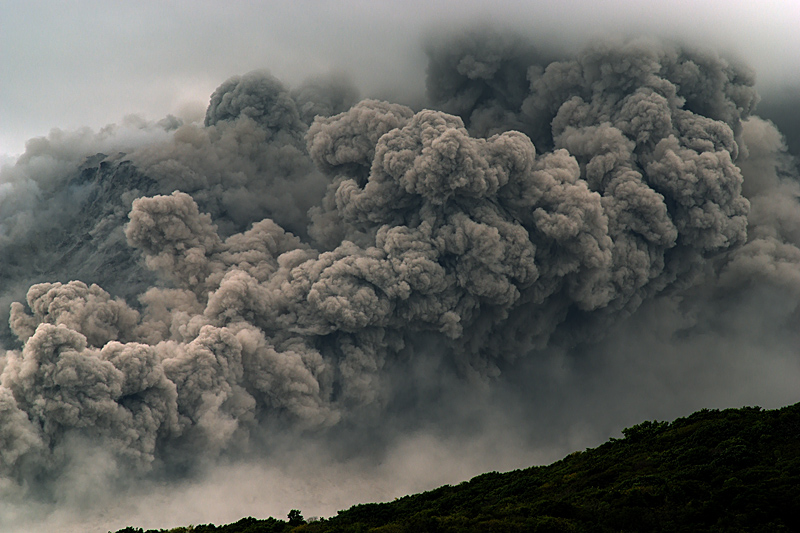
[112,402,800,533]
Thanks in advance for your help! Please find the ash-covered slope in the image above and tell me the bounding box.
[0,155,160,348]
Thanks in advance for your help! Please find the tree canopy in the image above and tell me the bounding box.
[113,402,800,533]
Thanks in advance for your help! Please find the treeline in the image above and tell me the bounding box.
[113,402,800,532]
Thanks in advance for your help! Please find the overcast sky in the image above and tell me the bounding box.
[2,0,800,159]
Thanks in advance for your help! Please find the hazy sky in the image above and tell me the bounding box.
[2,0,800,158]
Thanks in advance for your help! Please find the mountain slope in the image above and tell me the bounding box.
[113,402,800,533]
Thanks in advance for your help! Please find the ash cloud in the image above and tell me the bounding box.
[1,28,799,531]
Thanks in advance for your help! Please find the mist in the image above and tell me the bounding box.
[2,12,800,533]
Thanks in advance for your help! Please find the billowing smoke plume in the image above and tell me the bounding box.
[1,29,799,529]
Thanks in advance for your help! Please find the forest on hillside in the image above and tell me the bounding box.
[113,402,800,533]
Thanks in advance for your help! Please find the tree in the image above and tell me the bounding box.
[288,509,305,527]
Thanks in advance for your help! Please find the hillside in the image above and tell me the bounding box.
[113,402,800,533]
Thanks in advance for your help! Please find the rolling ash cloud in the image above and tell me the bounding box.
[1,29,799,530]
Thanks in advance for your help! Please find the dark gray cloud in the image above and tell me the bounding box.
[1,27,799,532]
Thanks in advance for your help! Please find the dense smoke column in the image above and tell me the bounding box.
[2,32,798,507]
[0,71,361,348]
[0,69,365,492]
[424,28,548,141]
[715,115,800,308]
[0,146,166,350]
[425,35,757,345]
[130,70,361,239]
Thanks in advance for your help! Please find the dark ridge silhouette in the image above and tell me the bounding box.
[111,402,800,532]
